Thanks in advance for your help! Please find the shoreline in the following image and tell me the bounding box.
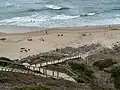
[0,24,120,34]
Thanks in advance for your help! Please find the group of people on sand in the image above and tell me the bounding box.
[46,29,64,37]
[20,48,30,52]
[22,31,64,53]
[27,29,64,43]
[58,34,63,37]
[27,38,45,42]
[40,38,44,41]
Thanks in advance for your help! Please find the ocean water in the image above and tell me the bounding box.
[0,0,120,27]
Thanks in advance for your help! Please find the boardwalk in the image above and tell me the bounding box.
[0,47,103,82]
[26,47,103,67]
[0,65,76,82]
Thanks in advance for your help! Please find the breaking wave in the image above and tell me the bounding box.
[45,4,69,10]
[80,13,96,17]
[19,5,69,13]
[0,13,80,27]
[51,14,79,20]
[0,13,49,27]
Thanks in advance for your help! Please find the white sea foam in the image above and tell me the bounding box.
[1,13,120,28]
[5,2,14,7]
[80,13,96,17]
[0,14,79,26]
[45,4,63,10]
[0,13,50,27]
[0,0,120,28]
[51,14,79,20]
[87,13,96,16]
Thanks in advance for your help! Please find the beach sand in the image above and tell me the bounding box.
[0,25,120,60]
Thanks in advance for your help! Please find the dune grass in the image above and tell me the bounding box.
[11,85,50,90]
[0,57,13,67]
[68,62,94,83]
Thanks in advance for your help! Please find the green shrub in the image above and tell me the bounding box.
[69,62,89,71]
[68,62,94,83]
[69,62,93,74]
[0,62,10,67]
[93,58,116,69]
[111,66,120,78]
[111,66,120,89]
[0,57,13,67]
[0,57,12,62]
[11,85,50,90]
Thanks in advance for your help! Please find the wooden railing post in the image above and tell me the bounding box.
[33,66,35,71]
[57,71,59,79]
[11,68,14,72]
[35,64,37,71]
[4,67,7,71]
[27,66,30,74]
[18,69,21,73]
[43,68,45,74]
[39,67,40,72]
[29,66,32,74]
[53,70,55,76]
[45,68,47,77]
[40,63,41,67]
[46,61,48,65]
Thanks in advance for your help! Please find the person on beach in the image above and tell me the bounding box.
[61,34,63,36]
[40,38,44,41]
[46,30,48,35]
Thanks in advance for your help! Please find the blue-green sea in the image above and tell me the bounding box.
[0,0,120,27]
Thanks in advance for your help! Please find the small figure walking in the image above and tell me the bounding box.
[46,30,48,35]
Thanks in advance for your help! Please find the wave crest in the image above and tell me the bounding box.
[0,13,48,27]
[45,4,69,10]
[19,5,69,13]
[80,13,96,17]
[51,14,79,20]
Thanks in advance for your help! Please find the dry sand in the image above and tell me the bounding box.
[0,25,120,60]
